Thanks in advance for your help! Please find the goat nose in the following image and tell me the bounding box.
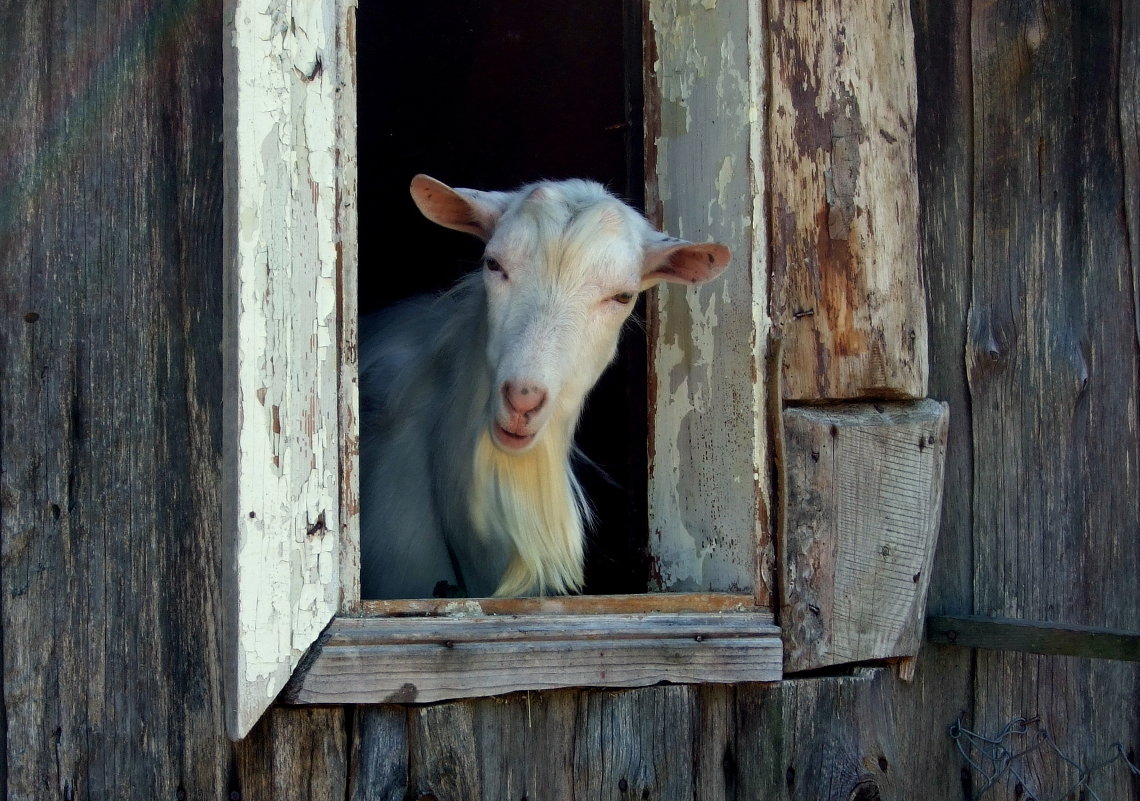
[503,381,547,415]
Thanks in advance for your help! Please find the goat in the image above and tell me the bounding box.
[359,175,730,599]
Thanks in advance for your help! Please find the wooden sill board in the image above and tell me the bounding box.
[286,609,781,705]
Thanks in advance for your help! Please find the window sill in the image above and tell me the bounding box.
[285,593,782,705]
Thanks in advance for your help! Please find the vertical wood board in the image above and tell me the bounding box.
[234,706,349,801]
[645,0,771,599]
[910,0,975,617]
[0,0,234,796]
[965,2,1140,797]
[336,0,361,612]
[222,0,352,739]
[378,662,972,801]
[768,0,928,401]
[780,401,949,672]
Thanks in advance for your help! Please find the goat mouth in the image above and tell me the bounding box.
[492,423,536,451]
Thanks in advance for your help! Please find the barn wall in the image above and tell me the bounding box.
[917,2,1140,799]
[0,0,234,797]
[1,1,1136,800]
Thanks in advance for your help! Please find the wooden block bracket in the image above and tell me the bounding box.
[779,400,950,674]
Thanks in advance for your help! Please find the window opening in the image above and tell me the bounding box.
[355,0,650,597]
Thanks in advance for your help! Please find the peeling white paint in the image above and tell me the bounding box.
[223,0,356,740]
[647,0,770,595]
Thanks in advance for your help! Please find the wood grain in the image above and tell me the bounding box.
[780,401,950,672]
[965,2,1140,798]
[406,686,701,801]
[233,706,348,801]
[910,0,975,619]
[348,707,409,801]
[396,664,972,800]
[336,0,362,613]
[0,0,231,796]
[293,613,780,706]
[768,0,928,401]
[323,612,779,646]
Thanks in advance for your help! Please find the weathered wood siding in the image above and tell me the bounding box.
[0,0,232,795]
[1,1,1137,800]
[958,1,1140,796]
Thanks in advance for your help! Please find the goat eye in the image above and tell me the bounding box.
[484,257,506,277]
[611,291,635,305]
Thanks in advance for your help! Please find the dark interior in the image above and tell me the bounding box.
[356,0,649,594]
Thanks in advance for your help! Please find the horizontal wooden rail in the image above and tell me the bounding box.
[927,615,1140,662]
[286,610,781,705]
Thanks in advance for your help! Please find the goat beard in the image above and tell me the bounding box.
[469,426,588,597]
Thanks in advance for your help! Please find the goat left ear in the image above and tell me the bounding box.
[410,174,512,241]
[640,237,732,290]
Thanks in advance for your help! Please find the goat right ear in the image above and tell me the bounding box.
[410,175,512,241]
[640,236,731,290]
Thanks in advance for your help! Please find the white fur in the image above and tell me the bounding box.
[359,176,729,599]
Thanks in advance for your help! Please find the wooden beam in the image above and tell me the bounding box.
[927,616,1140,663]
[780,400,949,672]
[768,0,927,401]
[288,612,781,705]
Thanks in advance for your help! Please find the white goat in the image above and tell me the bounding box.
[359,175,730,599]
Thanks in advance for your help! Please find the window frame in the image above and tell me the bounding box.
[222,0,944,742]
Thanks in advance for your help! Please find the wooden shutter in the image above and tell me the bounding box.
[221,0,358,740]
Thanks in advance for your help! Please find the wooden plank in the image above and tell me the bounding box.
[406,686,701,801]
[1123,0,1140,346]
[357,591,760,617]
[390,665,970,800]
[928,616,1140,662]
[221,0,354,739]
[348,707,409,801]
[780,400,950,672]
[644,0,772,599]
[292,636,782,705]
[0,0,233,796]
[910,0,975,618]
[322,611,779,645]
[571,686,701,800]
[768,0,928,401]
[233,706,348,801]
[965,1,1140,797]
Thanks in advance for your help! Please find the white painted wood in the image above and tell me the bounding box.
[290,613,782,704]
[222,0,357,740]
[645,0,772,600]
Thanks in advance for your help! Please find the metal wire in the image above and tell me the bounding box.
[951,716,1140,801]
